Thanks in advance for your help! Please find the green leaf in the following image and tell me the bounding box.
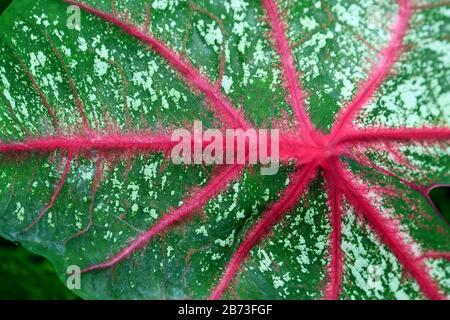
[0,0,449,300]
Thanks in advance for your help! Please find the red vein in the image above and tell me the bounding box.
[332,161,446,300]
[14,54,61,132]
[0,134,176,154]
[63,0,250,130]
[108,59,131,130]
[322,168,344,300]
[0,131,322,165]
[210,163,318,299]
[336,127,450,145]
[352,156,450,226]
[188,0,227,86]
[352,155,425,194]
[0,92,32,136]
[420,251,450,262]
[24,153,73,231]
[262,0,315,135]
[65,159,103,242]
[80,164,243,273]
[142,2,151,33]
[331,0,411,137]
[413,1,450,11]
[40,28,91,130]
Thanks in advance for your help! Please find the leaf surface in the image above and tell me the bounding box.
[0,0,449,299]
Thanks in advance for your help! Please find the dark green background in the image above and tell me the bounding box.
[0,0,448,300]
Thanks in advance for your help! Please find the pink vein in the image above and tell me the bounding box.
[420,251,450,262]
[333,162,446,300]
[24,154,73,231]
[322,169,344,300]
[0,133,322,163]
[65,159,103,242]
[64,0,250,130]
[0,134,176,154]
[81,164,243,273]
[45,32,91,130]
[210,163,317,299]
[15,55,61,132]
[351,156,450,226]
[331,0,411,137]
[262,0,314,135]
[335,127,450,145]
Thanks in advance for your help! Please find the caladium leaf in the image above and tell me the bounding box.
[0,0,449,300]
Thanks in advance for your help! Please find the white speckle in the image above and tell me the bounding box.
[152,0,169,10]
[211,253,222,261]
[394,290,410,300]
[236,209,245,219]
[161,96,169,109]
[94,57,109,76]
[95,45,109,59]
[203,22,223,48]
[127,183,140,201]
[215,230,235,247]
[222,75,233,94]
[272,275,284,289]
[149,208,158,219]
[257,248,272,272]
[195,226,208,237]
[81,168,94,181]
[14,202,25,222]
[78,37,88,52]
[29,51,47,74]
[300,16,319,31]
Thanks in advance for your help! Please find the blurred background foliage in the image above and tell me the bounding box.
[0,237,80,299]
[430,187,450,223]
[0,0,12,17]
[0,0,448,300]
